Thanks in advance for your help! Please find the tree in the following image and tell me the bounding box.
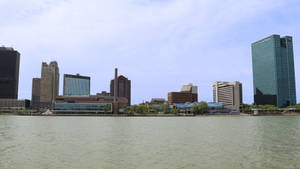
[191,103,199,114]
[197,101,208,114]
[103,105,110,114]
[258,105,278,110]
[136,105,147,114]
[287,104,300,109]
[160,104,170,113]
[124,106,132,115]
[171,108,180,114]
[242,104,253,113]
[130,105,138,114]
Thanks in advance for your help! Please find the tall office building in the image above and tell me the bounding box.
[213,81,243,111]
[110,75,131,105]
[0,47,20,99]
[63,74,90,96]
[252,35,297,107]
[31,78,41,108]
[40,61,59,108]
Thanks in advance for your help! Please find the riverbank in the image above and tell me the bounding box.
[2,112,299,117]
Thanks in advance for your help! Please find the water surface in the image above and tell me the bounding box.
[0,116,299,169]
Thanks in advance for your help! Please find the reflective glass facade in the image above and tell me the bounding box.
[54,103,112,113]
[252,35,297,107]
[0,47,20,99]
[63,74,90,96]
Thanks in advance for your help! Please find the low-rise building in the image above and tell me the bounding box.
[172,102,230,114]
[0,99,30,111]
[168,92,198,104]
[54,95,128,114]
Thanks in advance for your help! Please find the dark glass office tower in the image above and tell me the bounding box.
[252,35,297,107]
[0,47,20,99]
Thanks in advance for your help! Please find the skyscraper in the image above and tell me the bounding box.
[31,78,41,108]
[0,47,20,99]
[40,61,59,108]
[252,35,297,107]
[63,74,90,96]
[213,81,243,111]
[110,75,131,105]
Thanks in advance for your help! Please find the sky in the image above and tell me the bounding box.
[0,0,300,104]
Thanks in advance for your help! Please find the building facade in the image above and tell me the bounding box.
[40,61,59,108]
[0,99,30,111]
[168,83,198,104]
[54,95,128,114]
[63,74,90,96]
[213,81,243,111]
[31,78,41,108]
[181,83,198,94]
[252,35,297,107]
[168,92,198,104]
[110,75,131,105]
[0,47,20,99]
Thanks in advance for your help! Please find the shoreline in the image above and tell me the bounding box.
[1,112,300,117]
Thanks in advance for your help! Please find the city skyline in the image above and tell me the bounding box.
[0,0,300,104]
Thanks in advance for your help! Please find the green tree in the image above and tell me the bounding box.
[171,108,180,114]
[258,105,277,110]
[160,104,170,113]
[242,104,253,113]
[197,101,208,114]
[136,105,147,114]
[103,105,110,114]
[130,105,138,114]
[148,105,159,113]
[287,104,300,109]
[124,106,131,115]
[191,103,199,114]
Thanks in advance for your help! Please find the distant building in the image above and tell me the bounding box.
[31,78,41,108]
[0,99,30,111]
[252,35,297,107]
[150,98,166,105]
[213,81,243,111]
[63,74,90,96]
[40,61,59,108]
[54,95,128,114]
[97,91,110,97]
[172,102,230,114]
[181,83,198,94]
[110,75,131,105]
[0,47,20,99]
[168,92,198,104]
[168,83,198,104]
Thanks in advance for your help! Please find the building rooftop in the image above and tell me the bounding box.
[0,46,15,51]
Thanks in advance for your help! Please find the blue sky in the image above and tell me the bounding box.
[0,0,299,104]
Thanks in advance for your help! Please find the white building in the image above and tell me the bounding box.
[213,81,243,111]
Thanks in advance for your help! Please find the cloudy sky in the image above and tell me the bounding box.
[0,0,299,104]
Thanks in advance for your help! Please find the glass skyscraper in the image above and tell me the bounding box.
[0,47,20,99]
[63,74,90,96]
[252,35,297,107]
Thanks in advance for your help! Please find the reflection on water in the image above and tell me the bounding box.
[0,116,299,169]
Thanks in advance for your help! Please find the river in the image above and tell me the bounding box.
[0,115,299,169]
